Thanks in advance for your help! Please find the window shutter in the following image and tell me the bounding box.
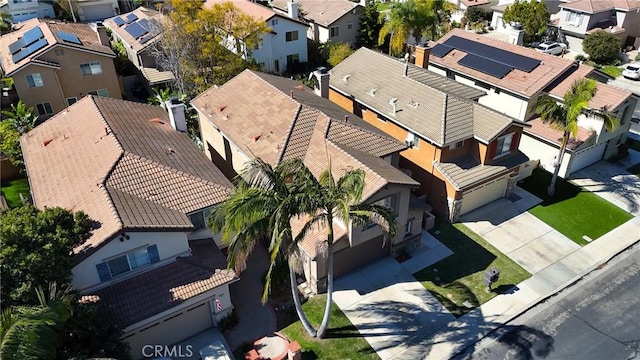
[147,244,160,264]
[510,132,520,152]
[96,263,111,282]
[487,141,498,160]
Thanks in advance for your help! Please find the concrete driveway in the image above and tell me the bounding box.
[459,187,581,275]
[570,149,640,216]
[333,257,455,360]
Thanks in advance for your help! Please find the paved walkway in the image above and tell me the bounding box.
[400,230,453,274]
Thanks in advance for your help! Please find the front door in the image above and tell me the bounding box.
[274,60,280,73]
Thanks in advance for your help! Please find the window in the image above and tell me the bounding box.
[188,207,213,230]
[25,73,43,88]
[271,19,278,26]
[66,97,77,106]
[54,48,65,56]
[254,40,263,50]
[88,89,109,97]
[96,245,160,281]
[494,133,513,158]
[450,140,464,150]
[36,102,53,115]
[347,23,353,30]
[405,218,414,235]
[365,195,396,229]
[80,61,102,76]
[565,12,583,26]
[330,26,339,37]
[287,53,300,64]
[285,30,298,42]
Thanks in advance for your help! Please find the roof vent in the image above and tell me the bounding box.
[295,85,305,90]
[216,105,227,113]
[251,134,261,142]
[368,88,377,96]
[165,147,176,155]
[408,99,419,108]
[43,138,53,147]
[389,98,398,115]
[149,118,164,124]
[342,75,351,83]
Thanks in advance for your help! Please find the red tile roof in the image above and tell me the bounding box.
[560,0,640,13]
[524,116,595,151]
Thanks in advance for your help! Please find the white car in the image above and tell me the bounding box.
[535,41,568,56]
[622,62,640,80]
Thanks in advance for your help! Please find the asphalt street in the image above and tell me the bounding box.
[455,246,640,360]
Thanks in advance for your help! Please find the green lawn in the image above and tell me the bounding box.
[414,220,531,317]
[1,178,30,208]
[519,169,632,245]
[627,138,640,152]
[280,295,378,359]
[601,65,623,78]
[628,163,640,177]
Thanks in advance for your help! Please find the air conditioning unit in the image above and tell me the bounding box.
[405,132,416,148]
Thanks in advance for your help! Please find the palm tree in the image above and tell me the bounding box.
[424,0,457,41]
[378,0,431,55]
[2,101,39,134]
[535,78,618,195]
[209,158,320,337]
[1,284,73,360]
[296,161,397,338]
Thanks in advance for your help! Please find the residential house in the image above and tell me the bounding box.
[270,0,363,45]
[20,96,237,359]
[557,0,640,48]
[0,19,122,119]
[446,0,494,25]
[491,0,563,33]
[192,69,422,294]
[74,0,120,22]
[204,0,308,74]
[0,0,54,23]
[104,8,174,89]
[428,29,636,178]
[328,47,534,221]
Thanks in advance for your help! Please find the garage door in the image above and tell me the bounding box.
[568,142,606,176]
[126,302,213,359]
[80,4,114,21]
[460,175,508,215]
[333,236,389,278]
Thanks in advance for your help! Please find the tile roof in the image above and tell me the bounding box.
[270,0,361,27]
[104,8,164,53]
[0,19,114,76]
[560,0,640,13]
[204,0,277,21]
[140,67,175,86]
[460,0,491,6]
[429,29,575,98]
[330,47,525,146]
[524,116,595,151]
[434,151,530,191]
[546,64,632,111]
[81,239,236,328]
[21,96,233,257]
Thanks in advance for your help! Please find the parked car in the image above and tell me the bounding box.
[622,62,640,80]
[535,41,568,55]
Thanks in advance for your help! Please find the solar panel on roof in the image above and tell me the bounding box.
[113,17,125,26]
[11,38,48,64]
[125,13,139,24]
[458,53,512,79]
[137,18,149,30]
[57,31,82,45]
[22,26,44,46]
[139,34,154,45]
[443,35,541,73]
[8,38,27,55]
[125,22,147,39]
[430,44,453,58]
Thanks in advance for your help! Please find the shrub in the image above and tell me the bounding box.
[466,7,490,23]
[217,309,238,334]
[574,54,587,62]
[613,58,622,66]
[635,54,640,61]
[583,30,621,64]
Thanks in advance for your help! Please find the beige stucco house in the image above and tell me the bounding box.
[557,0,640,44]
[21,96,236,359]
[192,69,423,294]
[0,19,121,120]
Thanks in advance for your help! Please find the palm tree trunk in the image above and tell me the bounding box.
[289,263,317,337]
[316,217,334,339]
[548,131,570,196]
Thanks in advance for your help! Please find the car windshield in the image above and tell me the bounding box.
[627,66,639,71]
[536,45,547,50]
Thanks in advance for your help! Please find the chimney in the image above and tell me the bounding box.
[311,67,329,98]
[287,0,299,20]
[415,44,431,69]
[95,22,110,46]
[164,98,187,132]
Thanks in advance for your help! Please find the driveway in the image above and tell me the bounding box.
[333,257,455,360]
[570,149,640,216]
[459,187,581,275]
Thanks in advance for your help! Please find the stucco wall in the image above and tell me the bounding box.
[317,9,362,45]
[252,16,308,74]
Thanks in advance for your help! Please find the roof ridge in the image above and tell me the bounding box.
[278,104,303,163]
[326,140,386,185]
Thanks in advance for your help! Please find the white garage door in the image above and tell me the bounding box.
[80,3,114,21]
[126,302,213,359]
[460,175,508,215]
[568,142,607,176]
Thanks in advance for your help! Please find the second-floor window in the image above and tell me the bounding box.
[96,245,160,282]
[271,19,278,26]
[285,30,298,42]
[25,73,43,88]
[330,26,339,37]
[189,207,213,230]
[36,102,53,116]
[88,89,109,97]
[565,11,583,26]
[494,133,513,159]
[80,61,102,76]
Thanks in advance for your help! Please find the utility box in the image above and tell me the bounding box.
[483,268,500,289]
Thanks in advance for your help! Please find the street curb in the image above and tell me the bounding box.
[449,238,640,359]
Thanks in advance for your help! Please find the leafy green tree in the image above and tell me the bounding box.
[2,101,38,134]
[358,0,381,48]
[0,206,92,307]
[465,7,490,24]
[1,101,38,169]
[1,284,73,360]
[502,0,549,43]
[327,42,355,67]
[379,0,432,54]
[583,30,621,64]
[1,11,12,34]
[535,79,617,195]
[146,87,174,105]
[424,0,457,41]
